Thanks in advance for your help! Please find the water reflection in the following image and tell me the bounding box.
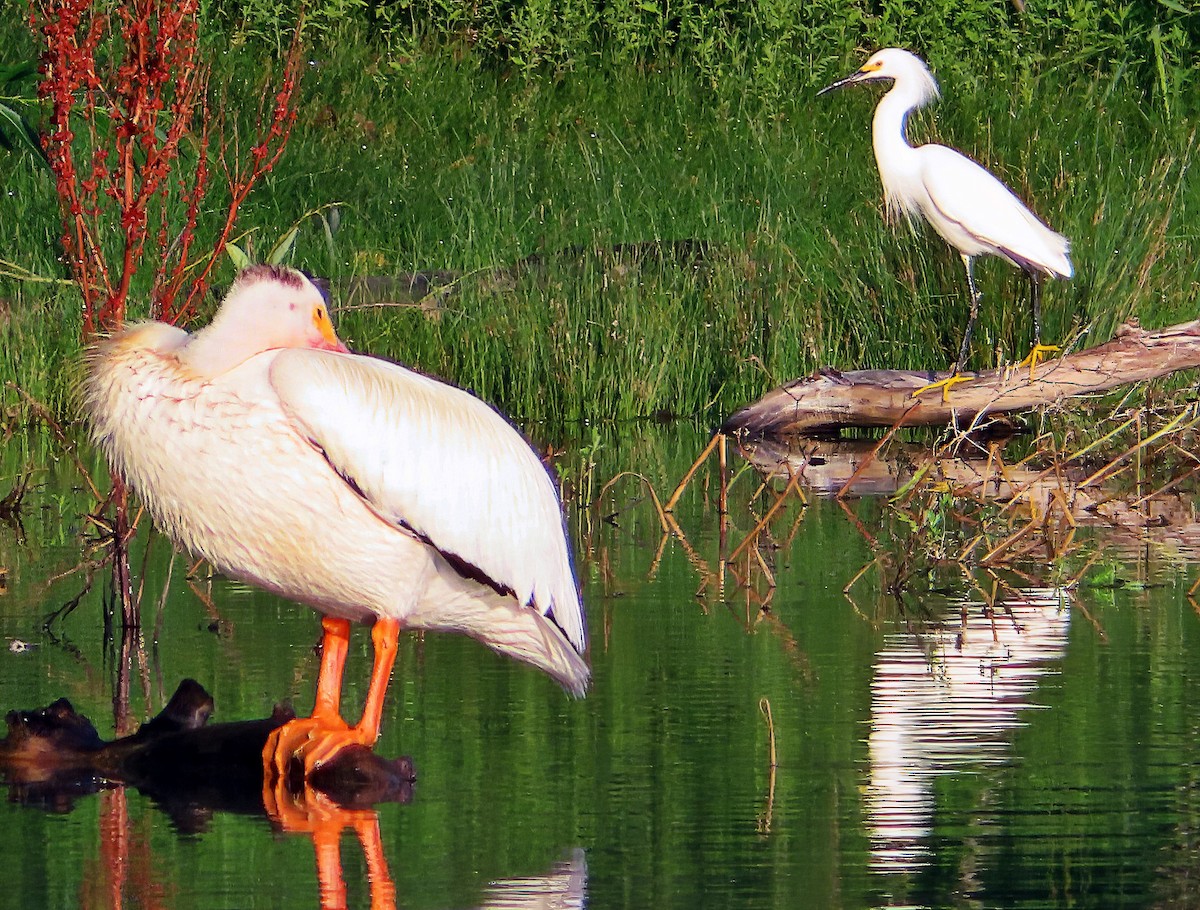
[866,588,1070,873]
[737,434,1200,561]
[477,849,587,910]
[7,423,1200,908]
[93,783,586,910]
[264,788,397,909]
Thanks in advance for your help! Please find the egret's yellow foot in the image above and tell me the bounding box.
[912,373,973,403]
[1017,343,1061,378]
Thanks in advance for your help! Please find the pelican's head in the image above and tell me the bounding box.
[183,265,349,376]
[817,48,940,108]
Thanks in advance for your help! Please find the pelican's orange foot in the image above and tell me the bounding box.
[1018,343,1061,378]
[912,372,973,402]
[263,615,398,787]
[263,713,357,783]
[301,725,381,776]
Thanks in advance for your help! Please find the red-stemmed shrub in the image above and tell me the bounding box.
[31,0,303,336]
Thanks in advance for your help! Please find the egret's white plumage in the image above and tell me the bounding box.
[82,265,588,774]
[819,48,1072,370]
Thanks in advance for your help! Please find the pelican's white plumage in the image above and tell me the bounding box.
[269,350,585,652]
[82,265,588,775]
[819,48,1072,372]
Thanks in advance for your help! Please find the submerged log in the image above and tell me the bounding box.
[725,318,1200,439]
[308,239,717,313]
[0,679,415,825]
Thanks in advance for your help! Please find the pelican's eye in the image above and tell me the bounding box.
[311,304,342,347]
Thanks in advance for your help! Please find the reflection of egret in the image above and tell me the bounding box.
[477,849,588,910]
[82,265,589,783]
[819,48,1073,393]
[866,590,1069,873]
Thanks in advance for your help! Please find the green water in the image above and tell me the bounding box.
[2,423,1199,909]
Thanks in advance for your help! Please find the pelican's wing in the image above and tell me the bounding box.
[920,145,1072,278]
[268,349,586,654]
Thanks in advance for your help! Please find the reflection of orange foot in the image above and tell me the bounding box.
[912,373,972,402]
[263,773,342,832]
[263,782,396,910]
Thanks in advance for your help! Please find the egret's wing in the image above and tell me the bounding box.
[267,349,586,654]
[920,145,1072,278]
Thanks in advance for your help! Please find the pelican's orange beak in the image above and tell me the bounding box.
[314,306,351,353]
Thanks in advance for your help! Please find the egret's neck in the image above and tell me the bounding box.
[872,87,918,159]
[871,84,925,220]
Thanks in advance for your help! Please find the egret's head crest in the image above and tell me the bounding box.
[866,48,940,107]
[818,47,940,108]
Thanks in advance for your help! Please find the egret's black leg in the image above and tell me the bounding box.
[1018,271,1059,375]
[1029,272,1043,347]
[912,253,983,400]
[955,254,981,372]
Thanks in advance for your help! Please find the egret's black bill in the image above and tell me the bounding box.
[817,75,855,96]
[816,70,886,96]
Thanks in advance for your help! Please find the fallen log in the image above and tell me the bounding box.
[0,679,415,825]
[724,318,1200,439]
[309,239,717,314]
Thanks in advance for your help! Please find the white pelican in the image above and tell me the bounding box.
[82,265,589,781]
[819,48,1073,393]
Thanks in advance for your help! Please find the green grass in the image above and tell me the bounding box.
[2,26,1198,424]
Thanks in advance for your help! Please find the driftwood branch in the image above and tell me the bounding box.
[725,318,1200,438]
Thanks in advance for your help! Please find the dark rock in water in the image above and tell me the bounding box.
[0,680,416,827]
[308,746,417,810]
[3,697,106,760]
[132,677,215,736]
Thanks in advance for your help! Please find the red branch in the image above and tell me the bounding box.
[162,19,305,325]
[31,0,305,336]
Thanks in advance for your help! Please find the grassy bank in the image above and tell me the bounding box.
[2,22,1198,423]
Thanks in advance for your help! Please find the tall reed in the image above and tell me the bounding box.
[2,27,1197,425]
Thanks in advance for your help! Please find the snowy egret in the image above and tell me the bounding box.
[82,265,589,783]
[819,48,1072,392]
